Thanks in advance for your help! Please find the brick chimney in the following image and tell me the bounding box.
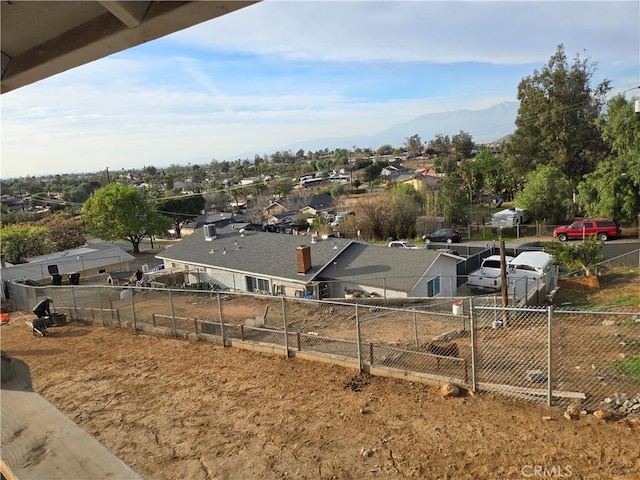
[296,245,312,274]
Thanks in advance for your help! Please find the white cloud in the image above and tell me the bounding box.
[174,1,639,65]
[1,0,638,178]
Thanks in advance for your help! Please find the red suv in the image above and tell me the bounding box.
[553,218,621,242]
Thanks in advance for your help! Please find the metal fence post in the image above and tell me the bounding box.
[382,278,387,305]
[547,305,554,407]
[469,296,477,392]
[282,296,289,358]
[131,288,137,333]
[71,286,78,321]
[217,292,225,346]
[169,289,176,339]
[412,309,419,348]
[97,286,104,326]
[355,304,363,372]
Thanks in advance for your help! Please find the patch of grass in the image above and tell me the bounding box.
[554,267,640,308]
[612,355,640,381]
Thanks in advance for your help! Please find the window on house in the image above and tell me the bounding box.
[246,276,270,293]
[427,276,441,297]
[98,268,106,274]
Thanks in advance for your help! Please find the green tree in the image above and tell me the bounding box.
[427,134,451,156]
[597,95,640,162]
[329,183,346,199]
[546,235,604,276]
[577,95,640,223]
[578,159,639,224]
[458,159,484,205]
[157,195,206,238]
[63,181,96,203]
[0,224,56,263]
[273,179,294,197]
[82,183,171,253]
[513,165,574,223]
[362,163,384,185]
[452,130,475,159]
[472,151,512,199]
[377,144,394,156]
[387,185,424,239]
[505,44,611,183]
[439,173,468,226]
[404,134,423,157]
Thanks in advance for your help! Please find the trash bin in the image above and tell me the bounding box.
[452,300,463,315]
[69,273,80,285]
[51,274,62,286]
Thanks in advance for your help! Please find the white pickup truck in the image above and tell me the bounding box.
[466,254,514,293]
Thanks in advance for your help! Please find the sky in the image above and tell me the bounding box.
[1,0,639,179]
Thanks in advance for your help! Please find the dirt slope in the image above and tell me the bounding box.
[1,315,639,480]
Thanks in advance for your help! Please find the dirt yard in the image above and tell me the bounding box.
[2,311,639,480]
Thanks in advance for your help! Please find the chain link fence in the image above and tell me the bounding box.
[7,281,639,408]
[554,309,640,411]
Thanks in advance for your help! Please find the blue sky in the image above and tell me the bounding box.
[2,0,639,179]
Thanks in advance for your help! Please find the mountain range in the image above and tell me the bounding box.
[273,101,519,155]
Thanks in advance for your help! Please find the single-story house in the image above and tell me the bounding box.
[0,246,135,285]
[298,193,336,219]
[316,243,460,298]
[155,226,460,299]
[265,211,298,227]
[181,212,238,237]
[156,225,353,298]
[263,201,290,219]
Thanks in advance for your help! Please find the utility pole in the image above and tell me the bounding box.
[106,167,110,183]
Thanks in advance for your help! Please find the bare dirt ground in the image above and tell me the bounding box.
[2,310,639,480]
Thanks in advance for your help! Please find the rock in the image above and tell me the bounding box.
[565,404,580,416]
[542,416,552,421]
[580,410,588,416]
[593,410,609,420]
[564,411,577,420]
[361,448,374,458]
[601,320,616,326]
[440,383,460,398]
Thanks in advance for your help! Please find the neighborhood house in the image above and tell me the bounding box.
[155,225,460,299]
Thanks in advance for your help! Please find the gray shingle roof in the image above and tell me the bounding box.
[156,227,352,283]
[306,193,335,210]
[318,243,441,292]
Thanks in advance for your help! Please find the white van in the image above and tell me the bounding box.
[508,251,554,280]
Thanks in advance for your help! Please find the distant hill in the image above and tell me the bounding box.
[275,101,519,155]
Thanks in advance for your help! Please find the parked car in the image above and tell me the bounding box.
[423,228,461,244]
[553,218,621,242]
[388,241,420,249]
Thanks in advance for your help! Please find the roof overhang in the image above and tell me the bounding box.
[1,1,258,94]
